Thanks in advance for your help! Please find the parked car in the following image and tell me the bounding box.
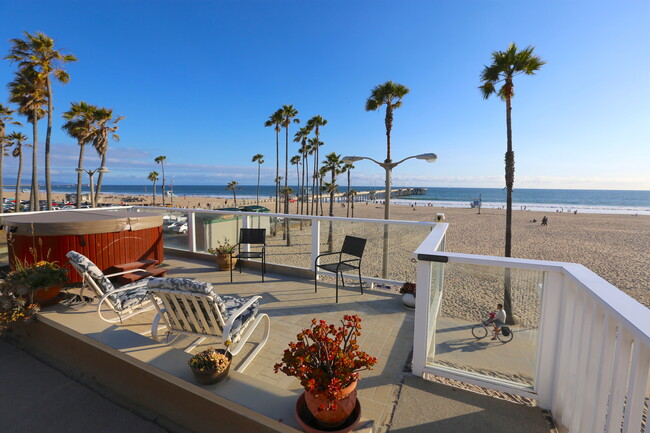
[172,222,188,234]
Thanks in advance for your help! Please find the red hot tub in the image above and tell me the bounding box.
[4,210,164,283]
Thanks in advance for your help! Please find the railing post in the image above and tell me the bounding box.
[311,219,320,273]
[188,211,196,252]
[242,215,250,254]
[412,258,433,376]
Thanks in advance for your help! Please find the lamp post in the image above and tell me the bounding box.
[75,167,109,208]
[342,153,437,278]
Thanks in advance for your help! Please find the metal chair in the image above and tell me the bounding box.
[314,235,367,303]
[230,228,266,282]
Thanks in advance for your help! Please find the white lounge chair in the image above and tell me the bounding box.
[66,250,157,323]
[146,278,270,373]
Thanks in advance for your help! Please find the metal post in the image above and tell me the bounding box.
[188,211,196,252]
[382,162,391,279]
[88,172,95,208]
[311,219,321,273]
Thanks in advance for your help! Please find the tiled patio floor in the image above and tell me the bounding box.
[102,253,414,431]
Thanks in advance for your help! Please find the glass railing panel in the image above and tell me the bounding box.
[264,216,313,270]
[427,261,544,389]
[324,219,434,283]
[148,208,190,251]
[193,211,244,254]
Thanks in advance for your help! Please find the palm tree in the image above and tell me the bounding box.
[366,80,409,279]
[252,153,264,205]
[349,189,357,218]
[290,155,301,214]
[226,180,241,206]
[294,126,310,214]
[323,152,344,251]
[0,104,21,213]
[480,43,545,324]
[9,132,30,212]
[306,115,327,214]
[6,31,77,210]
[343,162,355,217]
[155,156,167,206]
[264,109,283,213]
[62,101,95,209]
[280,105,299,214]
[8,67,47,210]
[90,107,124,205]
[147,171,159,205]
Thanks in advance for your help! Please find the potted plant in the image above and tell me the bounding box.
[274,315,377,431]
[188,346,232,385]
[207,238,237,270]
[0,289,40,335]
[399,282,416,309]
[5,260,69,306]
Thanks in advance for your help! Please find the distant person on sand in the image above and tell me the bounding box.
[488,304,507,340]
[541,216,548,226]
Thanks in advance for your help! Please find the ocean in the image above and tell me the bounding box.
[38,184,650,215]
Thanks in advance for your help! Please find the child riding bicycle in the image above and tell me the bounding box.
[485,304,507,340]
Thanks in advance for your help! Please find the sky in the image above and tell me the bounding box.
[0,0,649,190]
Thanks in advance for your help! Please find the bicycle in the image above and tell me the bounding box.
[471,319,514,343]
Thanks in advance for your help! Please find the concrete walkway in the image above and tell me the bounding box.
[391,375,553,433]
[0,340,166,433]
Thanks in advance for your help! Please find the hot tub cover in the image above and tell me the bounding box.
[2,210,163,236]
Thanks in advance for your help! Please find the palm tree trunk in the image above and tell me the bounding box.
[503,95,514,325]
[284,127,289,215]
[31,111,39,211]
[76,142,85,209]
[45,77,53,210]
[256,163,260,206]
[152,181,156,205]
[15,150,23,213]
[94,153,107,205]
[275,130,279,213]
[161,163,166,206]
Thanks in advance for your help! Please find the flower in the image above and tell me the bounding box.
[207,238,236,255]
[399,282,416,296]
[188,348,231,373]
[274,315,377,411]
[0,290,40,334]
[5,260,68,298]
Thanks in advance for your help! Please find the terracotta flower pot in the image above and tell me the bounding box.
[215,254,237,271]
[32,284,62,306]
[190,350,232,385]
[304,380,358,429]
[296,391,361,433]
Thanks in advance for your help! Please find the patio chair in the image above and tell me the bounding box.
[230,228,266,283]
[66,250,158,324]
[314,235,367,303]
[146,277,270,373]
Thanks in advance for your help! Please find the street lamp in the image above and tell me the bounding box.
[75,166,109,208]
[342,153,437,278]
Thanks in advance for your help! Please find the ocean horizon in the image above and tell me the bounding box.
[9,184,648,216]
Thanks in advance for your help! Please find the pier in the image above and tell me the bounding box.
[319,187,427,203]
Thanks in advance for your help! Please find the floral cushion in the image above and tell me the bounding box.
[116,279,153,310]
[220,295,259,343]
[146,277,216,297]
[66,250,118,306]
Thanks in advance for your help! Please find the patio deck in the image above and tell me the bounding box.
[4,252,553,432]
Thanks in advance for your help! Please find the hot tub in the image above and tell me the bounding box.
[3,210,164,283]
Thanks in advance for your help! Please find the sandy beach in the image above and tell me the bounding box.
[49,192,650,308]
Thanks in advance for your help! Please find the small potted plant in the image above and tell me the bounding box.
[188,346,232,385]
[399,282,416,309]
[274,315,377,431]
[5,260,69,306]
[207,238,237,270]
[0,289,40,335]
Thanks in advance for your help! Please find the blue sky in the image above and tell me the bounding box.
[1,0,649,190]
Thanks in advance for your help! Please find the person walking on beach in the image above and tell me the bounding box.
[541,216,548,226]
[488,304,507,340]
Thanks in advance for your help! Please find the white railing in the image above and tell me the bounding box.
[412,229,650,433]
[133,206,444,285]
